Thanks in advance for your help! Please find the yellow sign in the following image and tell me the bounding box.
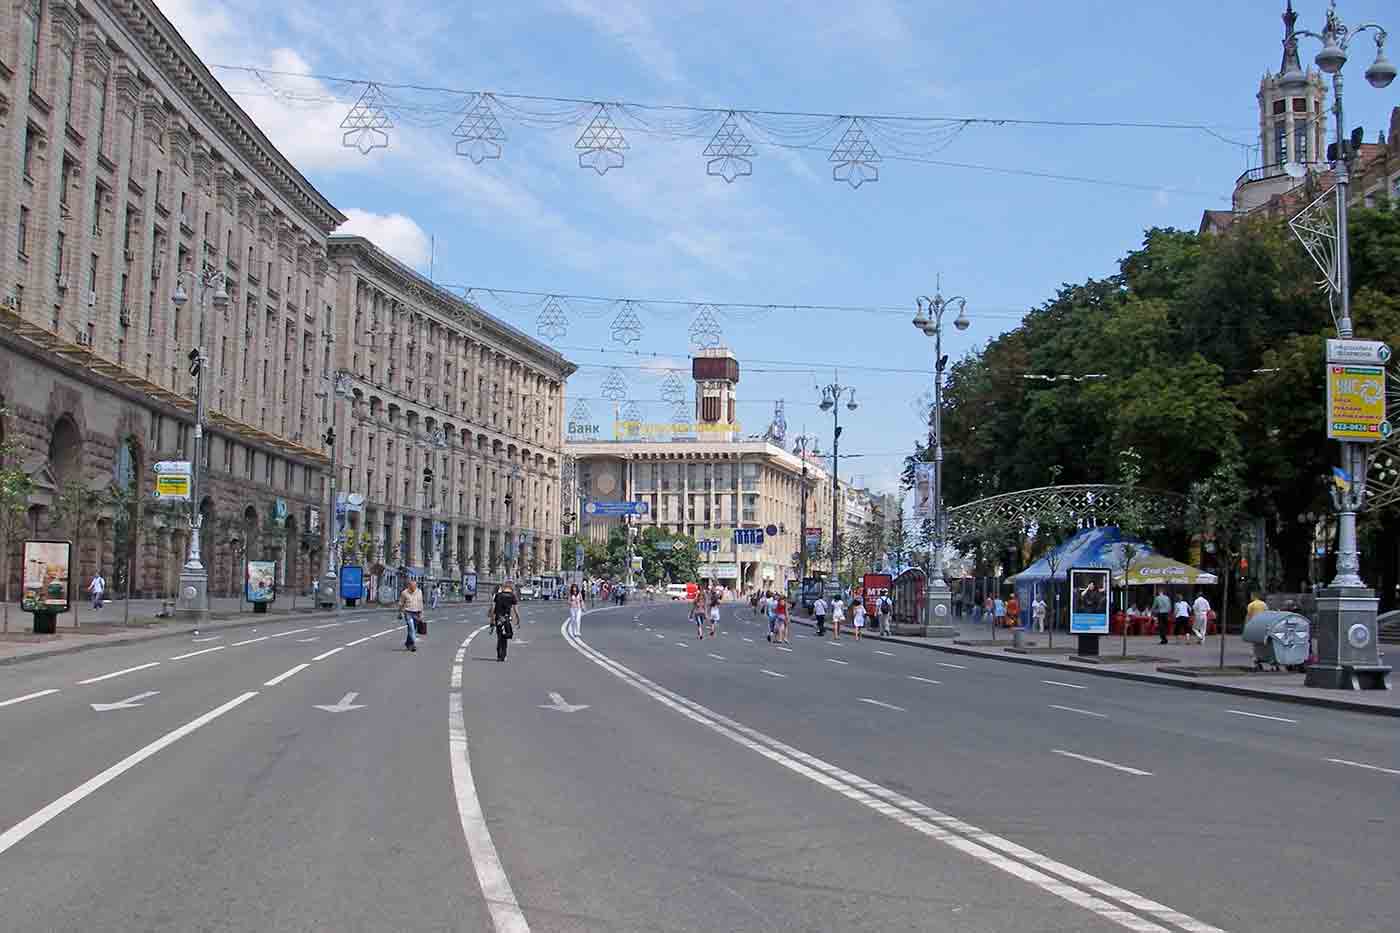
[154,473,191,499]
[1326,364,1390,442]
[615,420,741,438]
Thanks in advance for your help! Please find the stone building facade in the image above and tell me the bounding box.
[327,236,575,590]
[1,0,351,599]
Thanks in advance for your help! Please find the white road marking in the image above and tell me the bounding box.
[90,691,160,712]
[314,622,340,629]
[1326,757,1400,776]
[675,642,690,648]
[370,627,397,638]
[1052,750,1152,776]
[1,688,61,708]
[450,626,531,933]
[874,650,895,656]
[296,637,320,643]
[190,635,222,643]
[936,662,968,670]
[708,653,726,661]
[759,669,787,678]
[1226,709,1297,724]
[1043,680,1086,690]
[826,658,849,666]
[563,630,1218,933]
[1050,705,1108,719]
[857,697,906,712]
[908,675,941,685]
[268,628,310,639]
[76,662,160,684]
[263,664,309,687]
[168,646,226,661]
[539,692,588,713]
[776,645,794,652]
[311,647,344,661]
[345,636,373,647]
[314,692,365,713]
[231,636,269,647]
[0,692,259,858]
[742,637,754,643]
[654,633,666,639]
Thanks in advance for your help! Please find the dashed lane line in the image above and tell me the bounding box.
[345,636,373,647]
[708,653,726,661]
[936,662,967,670]
[231,636,269,647]
[1050,705,1108,719]
[1326,757,1400,776]
[857,698,906,712]
[1043,680,1087,690]
[268,628,310,639]
[0,689,61,708]
[826,658,849,666]
[760,669,787,678]
[873,650,895,656]
[1052,749,1152,776]
[263,664,309,687]
[1226,709,1297,724]
[311,647,344,662]
[76,662,160,685]
[168,646,226,661]
[908,675,941,685]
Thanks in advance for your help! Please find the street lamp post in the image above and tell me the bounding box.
[817,379,858,588]
[792,434,820,591]
[170,265,229,621]
[914,281,971,636]
[317,373,353,612]
[503,462,521,580]
[1290,1,1394,690]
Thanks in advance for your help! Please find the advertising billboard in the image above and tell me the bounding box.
[1326,363,1389,441]
[1069,567,1111,635]
[22,540,72,613]
[246,560,277,603]
[861,572,893,619]
[340,564,364,601]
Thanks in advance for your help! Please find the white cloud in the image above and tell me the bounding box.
[335,209,432,268]
[559,0,684,83]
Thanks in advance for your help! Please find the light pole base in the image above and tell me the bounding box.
[922,587,959,638]
[1304,586,1392,690]
[318,570,338,609]
[175,568,210,623]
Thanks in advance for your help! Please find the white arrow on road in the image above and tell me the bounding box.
[539,692,589,713]
[314,692,366,713]
[91,691,160,712]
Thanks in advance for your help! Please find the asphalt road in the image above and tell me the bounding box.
[1,598,1395,932]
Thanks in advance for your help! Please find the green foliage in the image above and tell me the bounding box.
[635,526,700,584]
[0,411,33,631]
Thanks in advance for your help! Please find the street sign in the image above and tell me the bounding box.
[1327,339,1392,366]
[654,540,675,551]
[764,524,779,537]
[698,538,721,553]
[734,527,765,547]
[152,460,192,500]
[1326,363,1390,441]
[583,500,649,517]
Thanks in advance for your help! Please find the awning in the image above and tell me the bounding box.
[1124,553,1218,586]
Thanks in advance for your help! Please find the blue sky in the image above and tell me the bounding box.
[161,0,1399,499]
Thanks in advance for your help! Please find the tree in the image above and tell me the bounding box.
[1113,447,1147,657]
[0,409,32,633]
[1187,451,1250,667]
[1030,466,1077,646]
[51,476,111,627]
[885,504,911,572]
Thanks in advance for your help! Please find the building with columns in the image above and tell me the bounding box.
[327,236,574,591]
[1,0,344,598]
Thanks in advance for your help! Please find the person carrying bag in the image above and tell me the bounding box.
[399,578,424,653]
[493,581,520,662]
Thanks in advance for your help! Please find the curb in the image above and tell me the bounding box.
[787,616,1399,718]
[0,603,434,668]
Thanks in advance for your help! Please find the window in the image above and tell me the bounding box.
[17,207,30,258]
[25,2,40,97]
[95,74,109,154]
[60,51,76,126]
[59,157,73,210]
[151,413,162,446]
[1274,123,1287,166]
[92,183,106,236]
[23,126,36,179]
[88,253,98,291]
[179,191,187,223]
[53,231,65,284]
[265,456,273,484]
[154,170,163,205]
[1294,121,1309,163]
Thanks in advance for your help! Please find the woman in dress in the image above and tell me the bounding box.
[566,583,584,638]
[851,597,867,640]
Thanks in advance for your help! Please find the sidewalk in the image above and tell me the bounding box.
[0,596,418,666]
[791,614,1399,717]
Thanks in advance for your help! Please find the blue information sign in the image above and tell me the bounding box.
[583,500,650,517]
[733,528,765,547]
[340,565,365,601]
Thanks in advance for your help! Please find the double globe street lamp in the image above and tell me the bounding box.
[818,381,858,580]
[913,282,969,632]
[171,265,229,621]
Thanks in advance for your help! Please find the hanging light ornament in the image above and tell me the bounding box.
[689,304,723,348]
[610,301,643,345]
[453,93,506,164]
[341,84,393,154]
[536,295,568,340]
[659,370,687,404]
[600,368,629,401]
[576,104,629,175]
[829,117,881,188]
[703,111,755,183]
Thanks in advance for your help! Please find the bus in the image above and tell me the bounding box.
[800,574,829,612]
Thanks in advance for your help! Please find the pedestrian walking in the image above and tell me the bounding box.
[567,583,584,638]
[852,598,867,640]
[88,572,106,611]
[813,594,828,637]
[1005,593,1022,629]
[993,596,1007,628]
[878,593,893,636]
[1245,591,1269,621]
[493,581,520,661]
[399,578,424,652]
[1191,592,1211,645]
[1173,594,1191,644]
[430,583,440,610]
[776,596,789,643]
[766,592,779,642]
[831,595,846,640]
[1032,595,1047,633]
[708,586,721,637]
[1152,589,1172,645]
[693,586,708,640]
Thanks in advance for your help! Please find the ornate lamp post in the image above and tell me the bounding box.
[170,265,229,621]
[1288,1,1394,690]
[914,280,970,635]
[817,380,858,585]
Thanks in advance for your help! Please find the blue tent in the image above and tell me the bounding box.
[1005,527,1154,627]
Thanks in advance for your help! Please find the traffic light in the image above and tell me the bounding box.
[422,466,434,487]
[323,427,335,447]
[187,348,201,376]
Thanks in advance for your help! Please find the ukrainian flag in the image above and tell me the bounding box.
[1332,467,1352,492]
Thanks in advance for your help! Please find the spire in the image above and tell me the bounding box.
[1280,1,1305,81]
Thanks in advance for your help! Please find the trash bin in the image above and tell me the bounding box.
[1242,611,1311,672]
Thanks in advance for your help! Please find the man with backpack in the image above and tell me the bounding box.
[493,581,520,662]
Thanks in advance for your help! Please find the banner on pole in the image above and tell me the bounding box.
[912,463,935,520]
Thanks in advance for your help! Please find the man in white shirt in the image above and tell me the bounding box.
[1031,596,1048,632]
[89,573,106,610]
[1191,592,1212,645]
[813,596,828,637]
[1173,595,1191,644]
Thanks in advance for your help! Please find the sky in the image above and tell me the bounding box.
[158,0,1399,501]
